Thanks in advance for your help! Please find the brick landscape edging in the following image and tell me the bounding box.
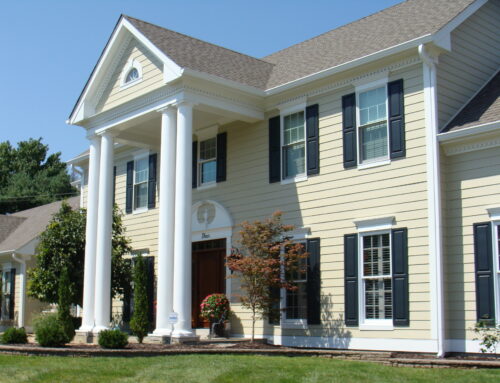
[1,345,499,369]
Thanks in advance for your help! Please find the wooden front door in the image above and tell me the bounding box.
[192,239,226,328]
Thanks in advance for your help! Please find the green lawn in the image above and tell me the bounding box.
[0,354,499,383]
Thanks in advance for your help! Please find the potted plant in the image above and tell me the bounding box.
[200,293,230,337]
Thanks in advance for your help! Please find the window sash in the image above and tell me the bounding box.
[125,68,139,83]
[198,138,217,185]
[282,111,306,180]
[283,242,308,321]
[133,156,149,210]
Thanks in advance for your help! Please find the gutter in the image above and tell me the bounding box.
[11,253,26,328]
[438,121,500,142]
[419,44,445,358]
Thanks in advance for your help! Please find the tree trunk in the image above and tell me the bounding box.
[251,311,255,342]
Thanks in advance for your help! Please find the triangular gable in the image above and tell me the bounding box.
[68,15,182,124]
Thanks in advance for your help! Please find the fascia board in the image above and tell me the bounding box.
[438,121,500,143]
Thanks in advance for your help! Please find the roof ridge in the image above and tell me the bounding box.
[262,0,412,59]
[124,15,275,66]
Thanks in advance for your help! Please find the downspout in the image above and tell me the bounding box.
[11,253,26,328]
[419,44,445,358]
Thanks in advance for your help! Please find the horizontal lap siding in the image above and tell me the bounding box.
[444,147,500,340]
[437,0,500,129]
[194,64,431,340]
[96,38,164,113]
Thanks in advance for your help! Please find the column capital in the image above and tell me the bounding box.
[156,104,177,114]
[95,129,117,138]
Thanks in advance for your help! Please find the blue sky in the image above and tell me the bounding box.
[0,0,401,162]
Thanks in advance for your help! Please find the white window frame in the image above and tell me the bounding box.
[487,207,500,324]
[279,102,307,185]
[279,229,310,329]
[355,216,394,330]
[198,137,217,188]
[0,263,12,321]
[132,151,149,214]
[355,77,391,170]
[120,59,143,89]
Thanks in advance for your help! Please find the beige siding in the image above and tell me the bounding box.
[437,0,500,129]
[85,64,431,342]
[96,38,164,113]
[444,146,500,340]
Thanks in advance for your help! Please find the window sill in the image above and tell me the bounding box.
[281,320,308,329]
[359,322,394,331]
[196,182,217,191]
[132,207,148,215]
[357,159,391,170]
[120,77,142,90]
[281,174,307,185]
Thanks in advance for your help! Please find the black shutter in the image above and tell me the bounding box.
[344,233,358,326]
[112,166,117,206]
[192,141,198,189]
[122,259,132,322]
[474,222,495,324]
[145,256,155,328]
[268,286,281,325]
[306,238,321,325]
[342,93,357,168]
[392,228,409,326]
[388,79,405,159]
[306,104,320,176]
[216,132,227,183]
[125,161,134,214]
[148,154,157,209]
[269,116,281,183]
[9,268,15,320]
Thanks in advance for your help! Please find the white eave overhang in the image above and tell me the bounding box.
[438,121,500,143]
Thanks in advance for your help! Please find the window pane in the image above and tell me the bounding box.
[359,87,386,125]
[126,68,139,83]
[365,278,392,319]
[363,234,391,277]
[284,111,305,145]
[134,182,148,209]
[201,160,216,184]
[135,158,149,184]
[283,142,305,178]
[200,138,216,161]
[286,282,307,320]
[361,122,388,161]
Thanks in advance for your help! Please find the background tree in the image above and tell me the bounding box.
[0,138,76,214]
[130,255,149,343]
[226,211,307,342]
[28,202,132,307]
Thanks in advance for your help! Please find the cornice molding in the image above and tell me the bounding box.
[267,56,420,110]
[443,137,500,156]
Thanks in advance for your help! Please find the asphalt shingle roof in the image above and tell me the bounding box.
[443,71,500,132]
[0,197,80,253]
[125,0,476,90]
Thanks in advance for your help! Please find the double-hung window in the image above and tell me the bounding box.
[282,111,306,179]
[284,251,308,322]
[357,85,389,164]
[133,156,149,211]
[361,232,392,325]
[198,137,217,186]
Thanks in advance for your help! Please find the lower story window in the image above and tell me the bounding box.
[362,233,392,321]
[285,252,308,321]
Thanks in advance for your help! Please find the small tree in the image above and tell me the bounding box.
[226,211,307,342]
[57,267,75,342]
[130,255,149,343]
[28,203,132,306]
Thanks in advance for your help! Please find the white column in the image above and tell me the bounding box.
[93,132,114,332]
[172,102,194,337]
[153,107,177,336]
[79,136,101,332]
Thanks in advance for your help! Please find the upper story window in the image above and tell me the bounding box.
[133,156,149,211]
[125,68,139,84]
[358,86,388,163]
[282,111,306,179]
[199,137,217,185]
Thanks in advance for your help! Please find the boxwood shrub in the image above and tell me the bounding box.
[34,313,71,347]
[98,329,129,349]
[0,327,28,344]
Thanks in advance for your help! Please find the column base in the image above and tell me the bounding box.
[92,325,110,334]
[78,324,94,333]
[152,327,173,336]
[145,334,171,345]
[74,330,96,344]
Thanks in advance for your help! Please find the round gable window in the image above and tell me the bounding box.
[125,68,139,84]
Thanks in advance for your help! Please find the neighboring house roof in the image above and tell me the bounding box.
[0,197,80,253]
[442,71,500,132]
[0,216,26,244]
[125,0,476,90]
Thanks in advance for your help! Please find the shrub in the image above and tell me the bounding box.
[58,267,75,342]
[130,255,149,343]
[34,313,71,347]
[474,321,500,353]
[200,294,230,322]
[0,327,28,344]
[98,329,129,349]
